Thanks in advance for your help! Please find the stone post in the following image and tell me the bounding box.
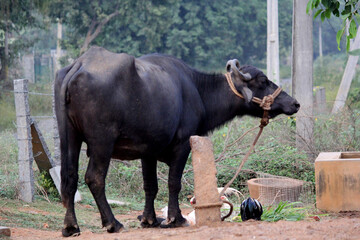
[190,136,221,225]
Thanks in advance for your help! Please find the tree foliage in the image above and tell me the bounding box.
[1,0,345,85]
[49,0,293,71]
[307,0,360,51]
[0,0,48,83]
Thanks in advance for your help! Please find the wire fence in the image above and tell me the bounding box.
[13,79,61,202]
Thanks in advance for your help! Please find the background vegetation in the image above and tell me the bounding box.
[1,0,360,231]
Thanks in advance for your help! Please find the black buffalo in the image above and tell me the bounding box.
[55,46,299,237]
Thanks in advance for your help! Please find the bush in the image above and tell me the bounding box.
[313,109,360,153]
[246,142,314,182]
[348,88,360,110]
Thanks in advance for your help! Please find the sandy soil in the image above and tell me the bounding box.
[8,212,360,240]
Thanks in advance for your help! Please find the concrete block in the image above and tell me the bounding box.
[0,226,11,237]
[315,152,360,212]
[49,166,82,202]
[30,119,56,172]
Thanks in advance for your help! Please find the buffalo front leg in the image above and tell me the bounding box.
[85,144,123,233]
[140,158,162,228]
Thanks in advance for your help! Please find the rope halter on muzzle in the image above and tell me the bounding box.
[224,72,282,127]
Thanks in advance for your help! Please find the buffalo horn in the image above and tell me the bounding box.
[226,59,252,81]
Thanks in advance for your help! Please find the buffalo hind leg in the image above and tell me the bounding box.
[160,146,189,228]
[139,158,163,228]
[85,143,124,233]
[61,127,82,237]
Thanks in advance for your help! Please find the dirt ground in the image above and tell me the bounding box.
[5,119,360,239]
[7,211,360,240]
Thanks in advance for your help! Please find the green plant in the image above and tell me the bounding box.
[307,0,359,52]
[232,201,307,222]
[348,88,360,109]
[261,201,307,222]
[37,171,60,201]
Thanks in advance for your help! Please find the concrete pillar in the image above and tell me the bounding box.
[14,79,34,202]
[267,0,280,84]
[292,0,314,153]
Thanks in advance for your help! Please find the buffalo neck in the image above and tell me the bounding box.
[193,71,244,134]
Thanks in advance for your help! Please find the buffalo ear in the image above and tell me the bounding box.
[240,86,253,103]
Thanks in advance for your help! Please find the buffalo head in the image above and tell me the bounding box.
[226,59,300,119]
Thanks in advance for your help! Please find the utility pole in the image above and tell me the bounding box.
[292,0,314,154]
[267,0,280,85]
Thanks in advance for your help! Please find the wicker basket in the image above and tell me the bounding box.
[247,178,304,206]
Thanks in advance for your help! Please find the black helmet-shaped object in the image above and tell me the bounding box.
[240,197,263,221]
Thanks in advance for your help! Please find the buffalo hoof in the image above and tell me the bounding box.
[105,219,124,233]
[160,217,189,228]
[137,215,164,228]
[62,225,81,237]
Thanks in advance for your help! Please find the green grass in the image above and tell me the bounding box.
[0,92,16,131]
[0,196,144,232]
[0,130,18,199]
[261,201,307,222]
[232,201,309,223]
[0,198,66,231]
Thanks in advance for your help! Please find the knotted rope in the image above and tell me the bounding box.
[219,73,282,197]
[252,87,283,111]
[225,72,282,112]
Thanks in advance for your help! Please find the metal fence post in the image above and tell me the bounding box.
[14,79,35,202]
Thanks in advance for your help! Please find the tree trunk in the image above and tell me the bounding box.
[331,28,360,114]
[292,0,314,155]
[0,6,9,83]
[79,11,120,55]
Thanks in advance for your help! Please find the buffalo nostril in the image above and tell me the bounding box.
[294,101,300,110]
